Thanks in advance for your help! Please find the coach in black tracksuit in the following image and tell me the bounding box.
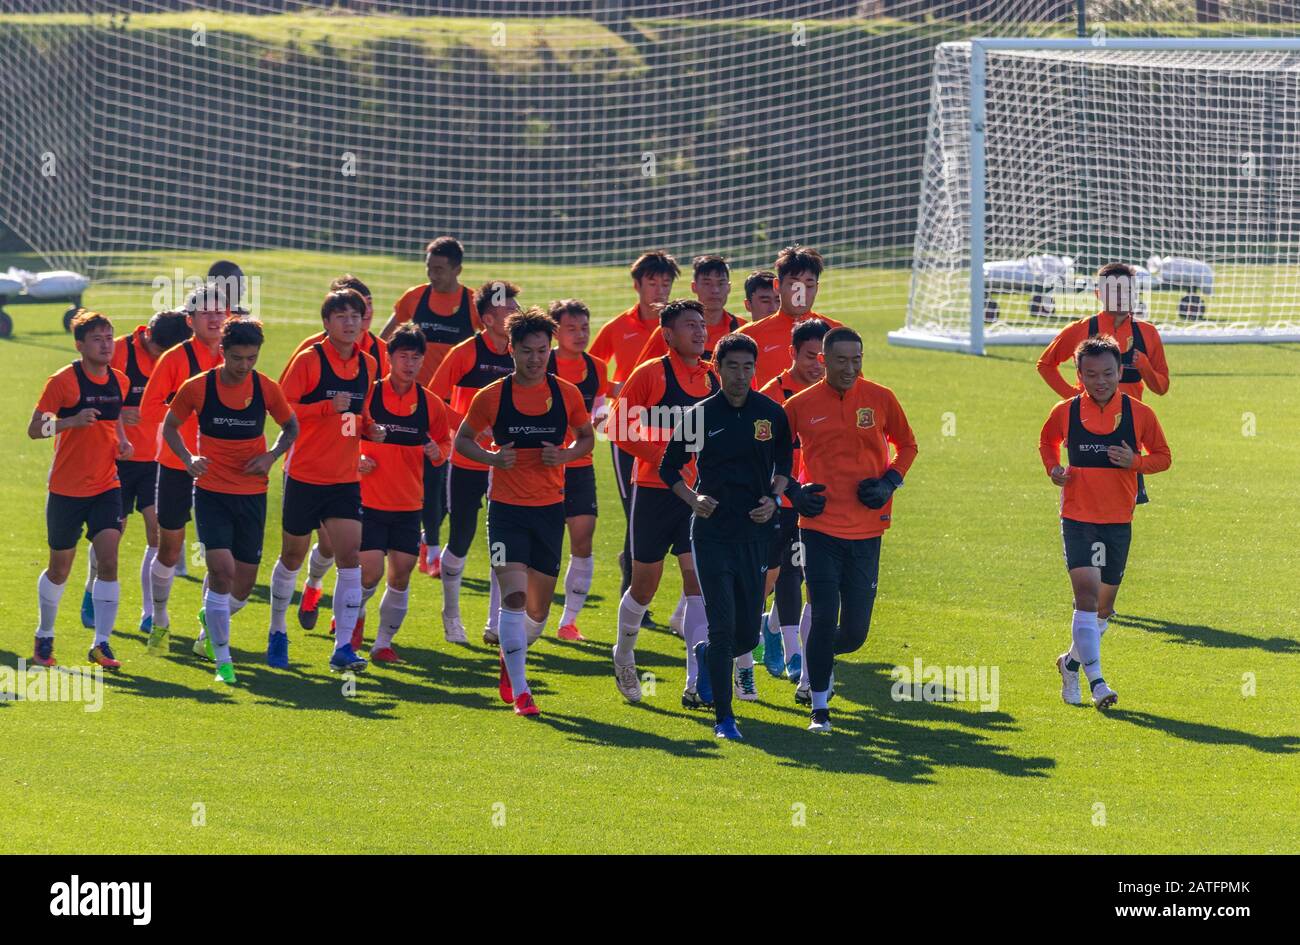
[660,333,792,733]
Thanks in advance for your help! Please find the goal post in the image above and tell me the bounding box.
[895,37,1300,355]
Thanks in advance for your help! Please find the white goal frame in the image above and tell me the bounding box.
[891,37,1300,355]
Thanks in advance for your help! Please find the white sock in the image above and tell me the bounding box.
[524,613,546,645]
[1099,614,1110,638]
[736,651,754,670]
[91,578,119,645]
[140,545,157,619]
[205,589,232,663]
[426,543,441,567]
[230,595,247,617]
[487,569,501,631]
[1071,609,1104,686]
[499,607,529,696]
[150,559,175,628]
[375,585,409,649]
[359,582,378,621]
[798,603,812,687]
[683,594,708,689]
[614,591,647,664]
[559,555,594,626]
[269,560,299,635]
[439,549,465,616]
[37,570,65,637]
[670,592,687,628]
[84,544,98,594]
[305,543,334,590]
[812,688,830,710]
[332,566,362,649]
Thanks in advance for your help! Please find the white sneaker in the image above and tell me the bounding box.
[612,649,641,703]
[668,603,685,638]
[1091,682,1118,710]
[734,665,758,701]
[442,612,468,644]
[1056,653,1081,705]
[795,683,811,705]
[483,626,499,646]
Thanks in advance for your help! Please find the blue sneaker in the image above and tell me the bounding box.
[266,631,290,669]
[785,653,802,682]
[139,614,153,634]
[329,644,367,673]
[80,590,95,629]
[762,620,785,678]
[714,717,744,741]
[693,641,713,705]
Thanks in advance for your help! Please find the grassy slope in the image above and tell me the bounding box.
[0,250,1297,853]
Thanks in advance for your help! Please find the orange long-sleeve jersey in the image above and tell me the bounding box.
[1037,311,1170,401]
[607,350,718,489]
[429,330,514,471]
[548,350,611,469]
[282,329,388,384]
[784,376,917,540]
[391,283,482,385]
[1039,391,1171,525]
[112,327,160,462]
[737,310,843,390]
[360,378,452,512]
[589,305,660,385]
[139,339,224,472]
[280,340,378,485]
[759,369,813,507]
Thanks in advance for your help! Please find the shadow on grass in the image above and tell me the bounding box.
[1111,613,1300,654]
[1105,708,1299,754]
[537,703,722,761]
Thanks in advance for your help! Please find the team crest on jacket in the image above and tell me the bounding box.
[856,407,875,429]
[753,419,772,441]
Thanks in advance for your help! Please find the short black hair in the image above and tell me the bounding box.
[1075,333,1122,369]
[744,270,776,300]
[822,326,862,355]
[387,322,427,356]
[425,236,464,267]
[660,298,703,329]
[330,273,372,300]
[791,317,831,353]
[221,318,264,349]
[692,254,729,281]
[506,306,555,346]
[548,298,590,324]
[184,279,232,314]
[208,260,243,281]
[147,310,193,351]
[71,309,112,342]
[775,245,825,282]
[714,332,757,364]
[321,288,367,322]
[631,250,680,283]
[476,280,521,314]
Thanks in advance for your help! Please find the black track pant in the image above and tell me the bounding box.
[800,529,881,693]
[694,536,768,723]
[611,443,636,595]
[421,459,448,547]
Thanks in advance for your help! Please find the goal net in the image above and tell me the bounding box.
[900,38,1300,352]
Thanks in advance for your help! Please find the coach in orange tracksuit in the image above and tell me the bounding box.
[1040,334,1171,711]
[783,326,918,734]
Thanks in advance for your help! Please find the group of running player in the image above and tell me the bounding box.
[28,240,1170,736]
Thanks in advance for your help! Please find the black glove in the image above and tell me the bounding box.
[787,482,827,517]
[857,469,903,509]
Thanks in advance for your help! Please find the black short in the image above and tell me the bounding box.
[155,464,196,530]
[766,505,800,570]
[194,487,267,565]
[564,465,598,519]
[630,484,692,563]
[445,464,491,557]
[1061,517,1132,586]
[117,460,157,515]
[486,500,565,576]
[282,476,363,537]
[47,489,123,550]
[361,506,422,557]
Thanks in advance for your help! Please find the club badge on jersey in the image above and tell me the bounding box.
[857,407,875,429]
[754,419,772,441]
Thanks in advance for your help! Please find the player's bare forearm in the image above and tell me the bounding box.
[268,415,299,459]
[378,314,399,341]
[670,480,696,508]
[564,425,595,463]
[453,424,497,466]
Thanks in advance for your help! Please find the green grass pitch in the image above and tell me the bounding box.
[0,249,1297,853]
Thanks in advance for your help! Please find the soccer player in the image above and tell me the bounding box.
[273,288,386,673]
[429,280,519,643]
[607,299,718,707]
[281,275,389,630]
[381,237,482,573]
[163,319,297,683]
[80,310,191,634]
[757,317,829,683]
[1036,262,1170,505]
[455,308,594,717]
[589,250,679,600]
[138,282,230,654]
[208,260,249,316]
[28,310,132,669]
[355,325,452,663]
[546,299,612,641]
[784,326,918,733]
[737,246,842,391]
[742,269,781,324]
[631,254,747,365]
[1040,335,1171,709]
[661,333,792,740]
